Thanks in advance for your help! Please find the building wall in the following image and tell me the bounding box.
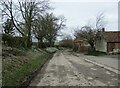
[74,41,90,52]
[79,45,90,52]
[95,39,107,52]
[114,43,120,49]
[107,42,120,52]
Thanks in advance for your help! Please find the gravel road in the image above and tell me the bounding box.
[29,50,119,86]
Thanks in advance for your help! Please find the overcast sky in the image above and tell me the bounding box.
[0,0,119,41]
[49,0,119,39]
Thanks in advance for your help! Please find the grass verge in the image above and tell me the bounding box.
[2,51,53,87]
[85,50,107,56]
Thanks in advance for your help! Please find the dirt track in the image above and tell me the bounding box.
[30,50,118,86]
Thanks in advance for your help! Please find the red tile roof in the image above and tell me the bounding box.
[74,31,120,43]
[103,31,120,42]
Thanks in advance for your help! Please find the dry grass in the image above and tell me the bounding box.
[2,48,52,86]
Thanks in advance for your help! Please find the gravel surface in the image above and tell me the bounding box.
[30,50,119,86]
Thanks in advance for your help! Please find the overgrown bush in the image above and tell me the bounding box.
[2,47,26,58]
[2,33,13,46]
[2,33,26,48]
[60,39,73,48]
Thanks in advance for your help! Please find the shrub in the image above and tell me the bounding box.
[85,50,107,56]
[60,39,73,48]
[2,33,13,46]
[2,33,26,48]
[2,47,26,57]
[45,47,58,53]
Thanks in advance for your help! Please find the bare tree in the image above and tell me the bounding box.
[96,12,107,30]
[1,0,50,48]
[33,15,47,48]
[33,13,65,48]
[75,13,106,51]
[45,13,66,46]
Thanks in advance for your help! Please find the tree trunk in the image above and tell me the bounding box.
[25,16,32,48]
[38,38,43,48]
[27,31,32,48]
[23,36,28,49]
[90,42,95,51]
[49,39,53,47]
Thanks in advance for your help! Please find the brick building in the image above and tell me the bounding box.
[73,37,90,52]
[74,31,120,53]
[95,31,120,53]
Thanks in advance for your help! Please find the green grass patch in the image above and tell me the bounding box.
[85,50,107,56]
[3,52,52,86]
